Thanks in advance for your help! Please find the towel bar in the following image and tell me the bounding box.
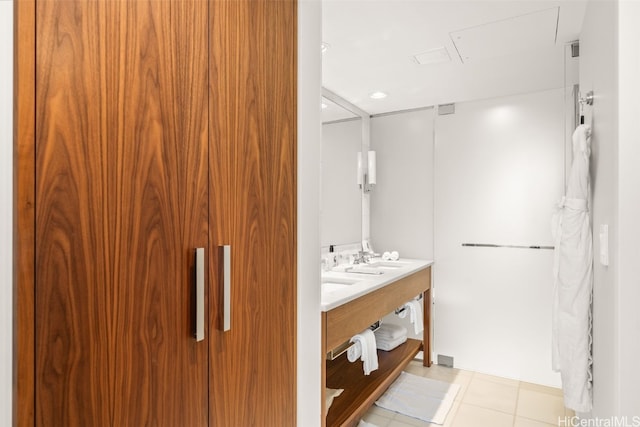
[326,320,381,360]
[462,243,554,250]
[394,294,423,315]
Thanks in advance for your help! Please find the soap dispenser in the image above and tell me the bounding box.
[329,245,337,268]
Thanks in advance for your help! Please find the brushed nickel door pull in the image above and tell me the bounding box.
[195,247,205,342]
[222,245,231,332]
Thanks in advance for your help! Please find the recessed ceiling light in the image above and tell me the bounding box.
[321,42,330,54]
[369,91,388,99]
[321,103,328,109]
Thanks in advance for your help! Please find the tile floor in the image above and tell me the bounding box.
[361,361,575,427]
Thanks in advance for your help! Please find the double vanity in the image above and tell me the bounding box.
[321,258,434,427]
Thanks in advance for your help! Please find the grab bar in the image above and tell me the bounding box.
[462,243,554,250]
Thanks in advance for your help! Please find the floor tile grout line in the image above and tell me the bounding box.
[459,400,517,417]
[472,374,522,388]
[516,413,559,426]
[512,383,521,427]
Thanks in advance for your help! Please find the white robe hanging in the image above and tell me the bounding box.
[551,124,593,413]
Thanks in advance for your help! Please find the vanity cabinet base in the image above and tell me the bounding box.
[321,266,432,427]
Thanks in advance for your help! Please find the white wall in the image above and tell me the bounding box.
[579,0,619,416]
[579,1,640,417]
[321,119,362,247]
[433,89,565,387]
[617,1,640,416]
[297,0,322,424]
[0,2,13,425]
[370,109,435,260]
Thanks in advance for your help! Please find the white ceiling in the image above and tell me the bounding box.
[322,0,587,115]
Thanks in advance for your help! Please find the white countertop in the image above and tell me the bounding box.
[321,258,434,312]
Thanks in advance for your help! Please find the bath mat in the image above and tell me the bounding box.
[375,372,460,425]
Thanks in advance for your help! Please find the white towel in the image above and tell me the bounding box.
[358,420,378,427]
[397,300,423,335]
[376,335,407,351]
[374,323,407,340]
[347,340,362,362]
[381,250,400,261]
[348,329,379,375]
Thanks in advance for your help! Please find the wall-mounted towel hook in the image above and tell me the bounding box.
[578,91,594,125]
[579,91,594,106]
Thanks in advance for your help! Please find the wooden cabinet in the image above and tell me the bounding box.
[207,0,297,425]
[15,0,296,426]
[322,267,432,427]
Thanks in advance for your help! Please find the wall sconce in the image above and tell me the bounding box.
[357,151,376,193]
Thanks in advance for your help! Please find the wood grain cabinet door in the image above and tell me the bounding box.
[34,1,209,425]
[208,0,298,426]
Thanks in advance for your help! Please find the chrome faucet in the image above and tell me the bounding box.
[353,250,371,265]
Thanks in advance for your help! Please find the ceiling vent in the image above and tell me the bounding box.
[412,47,451,65]
[450,7,559,63]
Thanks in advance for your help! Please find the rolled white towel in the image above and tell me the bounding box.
[349,329,379,375]
[382,251,400,261]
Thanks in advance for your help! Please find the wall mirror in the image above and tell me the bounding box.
[320,89,367,248]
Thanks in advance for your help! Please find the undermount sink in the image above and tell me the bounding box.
[321,276,362,293]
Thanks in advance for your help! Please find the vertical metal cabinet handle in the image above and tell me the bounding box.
[222,245,231,332]
[195,248,205,342]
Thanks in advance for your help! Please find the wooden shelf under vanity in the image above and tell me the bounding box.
[326,339,422,427]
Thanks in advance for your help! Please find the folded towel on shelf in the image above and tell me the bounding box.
[348,329,379,375]
[374,323,407,340]
[375,335,407,352]
[397,300,424,335]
